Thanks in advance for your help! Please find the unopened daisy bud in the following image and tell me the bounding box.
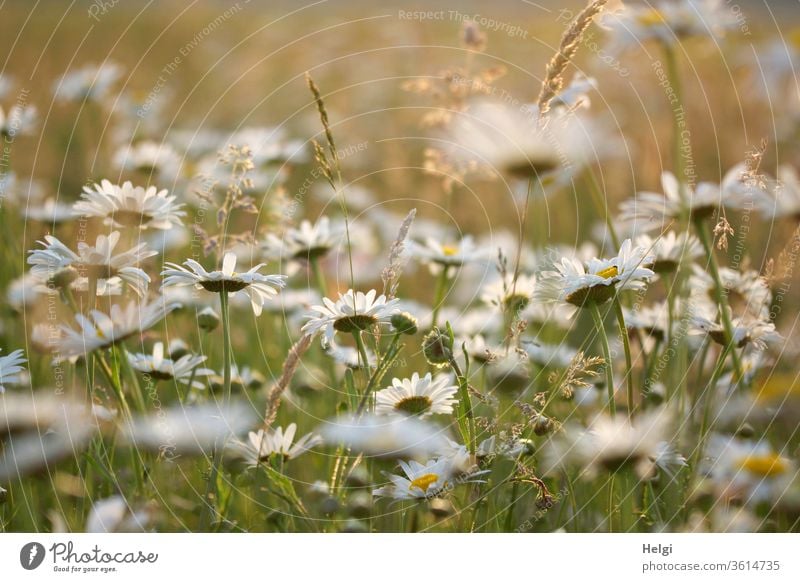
[533,415,555,436]
[320,496,340,515]
[341,518,368,533]
[168,339,190,360]
[0,485,7,505]
[307,481,330,500]
[736,423,755,439]
[345,466,370,488]
[422,327,453,366]
[429,498,454,519]
[391,312,418,335]
[197,306,220,331]
[347,492,373,519]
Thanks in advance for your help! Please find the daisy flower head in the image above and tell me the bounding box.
[690,308,782,350]
[447,100,591,180]
[374,372,459,418]
[536,239,654,310]
[602,0,739,54]
[0,104,37,139]
[27,231,156,296]
[372,456,487,500]
[227,424,322,466]
[302,289,400,347]
[74,180,186,230]
[161,251,286,316]
[481,273,537,312]
[53,62,121,103]
[262,216,343,266]
[635,231,702,274]
[0,349,27,393]
[704,435,798,506]
[44,298,179,361]
[321,414,448,459]
[619,171,746,231]
[113,140,182,181]
[543,410,676,480]
[407,235,491,275]
[127,342,213,388]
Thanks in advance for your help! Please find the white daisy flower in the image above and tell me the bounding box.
[481,273,537,311]
[0,74,12,99]
[22,197,74,224]
[0,349,27,393]
[123,402,256,456]
[635,231,702,274]
[262,216,344,265]
[27,231,156,296]
[602,0,739,54]
[651,441,687,478]
[407,235,491,275]
[53,62,121,103]
[42,298,179,361]
[161,251,286,316]
[751,165,800,220]
[86,496,151,533]
[447,101,592,179]
[372,456,486,500]
[127,342,213,388]
[690,265,772,320]
[207,364,266,393]
[690,308,782,350]
[374,372,459,417]
[301,289,399,347]
[0,104,37,138]
[74,180,185,230]
[227,424,322,466]
[704,435,798,506]
[113,140,182,181]
[619,170,750,231]
[321,414,448,459]
[543,410,675,479]
[536,239,654,309]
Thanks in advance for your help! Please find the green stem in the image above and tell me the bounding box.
[694,221,744,382]
[613,296,635,418]
[663,42,688,192]
[203,289,232,530]
[450,357,476,457]
[430,266,451,329]
[590,303,616,417]
[309,256,328,297]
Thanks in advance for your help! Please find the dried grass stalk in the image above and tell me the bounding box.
[263,334,313,429]
[381,208,416,299]
[536,0,607,116]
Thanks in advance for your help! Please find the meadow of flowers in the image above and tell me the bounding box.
[1,0,800,534]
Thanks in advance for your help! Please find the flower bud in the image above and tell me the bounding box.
[391,312,418,335]
[168,339,190,360]
[197,306,220,331]
[422,326,453,366]
[347,492,373,519]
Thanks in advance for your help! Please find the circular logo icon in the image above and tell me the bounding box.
[20,542,46,570]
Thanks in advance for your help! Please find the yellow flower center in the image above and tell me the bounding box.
[637,8,666,27]
[442,245,459,257]
[596,266,619,280]
[409,473,439,493]
[738,453,789,478]
[789,28,800,49]
[754,372,800,404]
